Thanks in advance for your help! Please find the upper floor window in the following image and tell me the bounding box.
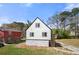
[30,32,34,37]
[42,32,47,37]
[35,23,40,28]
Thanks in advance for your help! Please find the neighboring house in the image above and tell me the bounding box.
[26,17,51,47]
[0,28,22,43]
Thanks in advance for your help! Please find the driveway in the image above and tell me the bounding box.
[56,41,79,54]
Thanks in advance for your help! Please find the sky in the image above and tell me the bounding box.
[0,3,79,26]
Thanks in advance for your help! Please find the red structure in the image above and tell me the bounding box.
[0,28,22,43]
[0,31,4,39]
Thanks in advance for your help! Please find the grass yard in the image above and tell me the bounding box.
[56,39,79,48]
[0,44,72,55]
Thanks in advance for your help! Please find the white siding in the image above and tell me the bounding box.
[26,40,49,47]
[26,18,51,40]
[26,18,51,47]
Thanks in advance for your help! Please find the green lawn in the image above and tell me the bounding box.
[56,39,79,48]
[0,44,71,55]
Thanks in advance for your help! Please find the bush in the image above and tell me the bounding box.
[52,29,70,39]
[57,30,70,39]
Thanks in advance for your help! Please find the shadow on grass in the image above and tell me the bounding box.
[55,42,62,47]
[49,41,62,47]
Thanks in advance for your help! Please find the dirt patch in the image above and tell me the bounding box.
[16,42,48,49]
[16,43,27,48]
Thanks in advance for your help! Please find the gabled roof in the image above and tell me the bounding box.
[26,17,51,30]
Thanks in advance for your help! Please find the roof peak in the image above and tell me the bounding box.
[26,17,51,30]
[35,17,41,20]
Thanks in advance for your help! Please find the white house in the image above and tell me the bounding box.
[26,17,51,47]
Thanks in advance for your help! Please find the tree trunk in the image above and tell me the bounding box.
[75,16,78,38]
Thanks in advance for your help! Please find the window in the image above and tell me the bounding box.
[42,32,47,37]
[30,32,34,37]
[35,23,40,28]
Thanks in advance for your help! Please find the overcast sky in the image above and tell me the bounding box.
[0,3,79,26]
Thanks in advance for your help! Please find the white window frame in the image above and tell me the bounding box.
[35,23,40,28]
[42,32,47,37]
[30,32,34,37]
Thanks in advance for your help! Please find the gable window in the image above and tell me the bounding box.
[35,23,40,28]
[42,32,47,37]
[30,32,34,37]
